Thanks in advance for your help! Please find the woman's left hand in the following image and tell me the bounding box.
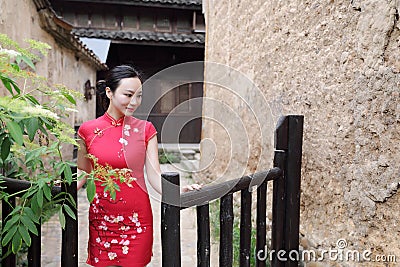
[182,183,202,192]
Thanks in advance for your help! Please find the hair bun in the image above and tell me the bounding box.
[96,80,107,95]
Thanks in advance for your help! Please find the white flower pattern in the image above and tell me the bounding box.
[86,117,153,264]
[119,138,128,146]
[90,196,147,262]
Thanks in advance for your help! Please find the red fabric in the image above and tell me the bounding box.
[78,113,157,267]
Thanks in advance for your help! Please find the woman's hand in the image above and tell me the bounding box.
[182,183,202,193]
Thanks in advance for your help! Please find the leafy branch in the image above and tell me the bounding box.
[0,33,81,255]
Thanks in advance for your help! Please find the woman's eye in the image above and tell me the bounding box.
[125,94,133,97]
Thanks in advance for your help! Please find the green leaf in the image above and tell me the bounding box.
[20,215,38,236]
[67,193,77,208]
[1,76,14,95]
[16,54,35,70]
[110,190,116,200]
[1,225,18,246]
[10,63,20,71]
[37,188,43,207]
[9,78,20,94]
[86,178,96,203]
[18,225,31,246]
[30,195,41,215]
[24,94,40,105]
[63,204,76,220]
[2,214,20,234]
[1,136,11,162]
[62,92,76,105]
[5,120,23,145]
[43,184,52,201]
[58,208,66,229]
[63,164,73,184]
[25,117,39,141]
[24,207,40,224]
[11,231,22,254]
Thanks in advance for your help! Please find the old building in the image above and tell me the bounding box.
[201,0,400,264]
[49,0,205,143]
[0,0,106,160]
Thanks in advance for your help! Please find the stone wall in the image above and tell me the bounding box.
[0,0,97,134]
[201,0,400,264]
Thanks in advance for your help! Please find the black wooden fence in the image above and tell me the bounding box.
[0,169,78,267]
[0,115,303,267]
[161,115,304,267]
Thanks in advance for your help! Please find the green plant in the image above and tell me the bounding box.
[209,198,270,266]
[158,150,181,164]
[0,33,80,256]
[85,154,136,203]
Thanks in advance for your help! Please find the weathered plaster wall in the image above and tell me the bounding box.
[0,0,96,128]
[201,0,400,264]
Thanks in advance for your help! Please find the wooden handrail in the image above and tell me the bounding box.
[180,167,282,209]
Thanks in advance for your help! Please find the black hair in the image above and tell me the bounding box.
[96,65,142,111]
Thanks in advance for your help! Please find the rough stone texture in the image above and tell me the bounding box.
[201,0,400,264]
[0,0,97,139]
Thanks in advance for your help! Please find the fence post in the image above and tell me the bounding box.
[272,115,303,267]
[27,221,41,267]
[61,166,78,267]
[271,116,288,267]
[161,172,181,267]
[2,196,16,266]
[284,116,303,267]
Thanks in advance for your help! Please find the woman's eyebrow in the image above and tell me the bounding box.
[125,89,142,94]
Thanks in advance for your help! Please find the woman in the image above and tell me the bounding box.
[77,65,200,266]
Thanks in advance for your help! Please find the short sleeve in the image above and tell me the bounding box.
[77,123,87,141]
[145,121,157,144]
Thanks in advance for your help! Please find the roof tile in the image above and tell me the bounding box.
[72,28,205,45]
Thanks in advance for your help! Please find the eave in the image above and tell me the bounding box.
[32,0,107,70]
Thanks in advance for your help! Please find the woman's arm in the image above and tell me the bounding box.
[145,135,162,194]
[77,138,92,190]
[145,135,202,195]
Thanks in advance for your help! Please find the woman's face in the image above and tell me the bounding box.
[107,77,142,117]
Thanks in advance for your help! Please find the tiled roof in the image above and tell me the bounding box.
[130,0,201,6]
[72,28,205,46]
[32,0,107,70]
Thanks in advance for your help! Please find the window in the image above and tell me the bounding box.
[156,84,192,114]
[105,14,117,29]
[177,16,191,33]
[139,15,154,31]
[193,11,205,32]
[77,13,89,27]
[123,15,138,30]
[90,13,103,28]
[156,15,171,32]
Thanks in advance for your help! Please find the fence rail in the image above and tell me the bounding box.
[161,115,304,267]
[0,115,303,267]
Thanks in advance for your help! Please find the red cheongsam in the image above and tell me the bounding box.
[78,112,157,267]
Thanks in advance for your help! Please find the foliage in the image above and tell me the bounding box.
[0,34,80,256]
[85,154,136,203]
[209,199,271,266]
[158,150,181,164]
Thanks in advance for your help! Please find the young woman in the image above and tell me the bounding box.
[77,65,200,266]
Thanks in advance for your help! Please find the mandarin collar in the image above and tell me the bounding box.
[104,112,124,126]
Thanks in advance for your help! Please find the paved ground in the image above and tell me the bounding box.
[41,162,203,266]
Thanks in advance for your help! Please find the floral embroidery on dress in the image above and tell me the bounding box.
[94,127,103,137]
[124,125,131,136]
[119,138,128,146]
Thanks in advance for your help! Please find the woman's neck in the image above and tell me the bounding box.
[106,107,124,120]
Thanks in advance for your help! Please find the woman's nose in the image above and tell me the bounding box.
[130,98,137,105]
